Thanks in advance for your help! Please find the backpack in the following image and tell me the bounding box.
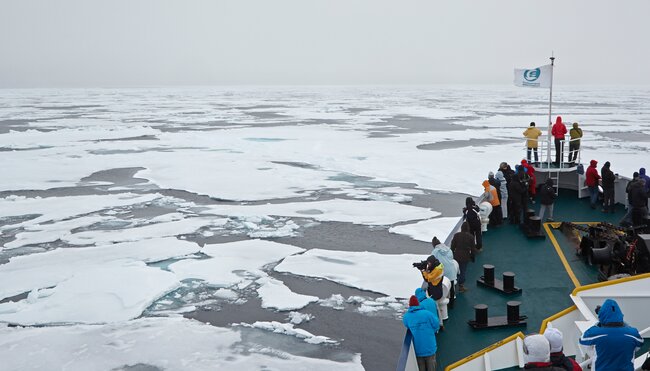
[576,164,584,175]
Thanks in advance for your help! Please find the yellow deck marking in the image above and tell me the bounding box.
[543,222,581,288]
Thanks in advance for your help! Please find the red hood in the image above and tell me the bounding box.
[590,159,598,167]
[555,116,562,125]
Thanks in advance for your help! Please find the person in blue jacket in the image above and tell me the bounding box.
[403,295,440,371]
[579,299,643,371]
[414,287,441,331]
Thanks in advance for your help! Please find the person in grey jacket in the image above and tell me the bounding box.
[495,170,508,219]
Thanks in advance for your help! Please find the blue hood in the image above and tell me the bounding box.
[598,299,624,324]
[414,288,427,302]
[641,168,646,176]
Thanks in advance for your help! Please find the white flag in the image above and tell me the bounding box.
[514,64,552,88]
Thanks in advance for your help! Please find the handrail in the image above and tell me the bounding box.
[571,272,650,296]
[395,329,413,371]
[443,332,526,371]
[539,305,578,333]
[521,137,581,168]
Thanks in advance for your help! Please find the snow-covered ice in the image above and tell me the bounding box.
[239,320,338,345]
[389,216,462,243]
[169,239,304,286]
[256,276,319,311]
[0,262,179,325]
[0,317,363,371]
[202,199,439,226]
[275,249,425,298]
[0,237,199,300]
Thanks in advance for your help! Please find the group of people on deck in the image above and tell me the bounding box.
[402,117,649,371]
[523,117,583,167]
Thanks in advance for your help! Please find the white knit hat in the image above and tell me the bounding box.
[523,334,551,363]
[543,327,564,353]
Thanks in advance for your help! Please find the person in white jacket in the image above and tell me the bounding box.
[431,236,459,309]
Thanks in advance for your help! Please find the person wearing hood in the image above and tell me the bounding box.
[601,161,616,213]
[495,169,509,219]
[524,122,543,163]
[568,122,583,165]
[538,178,557,222]
[483,179,502,226]
[463,197,482,250]
[585,160,601,209]
[419,255,445,300]
[543,328,582,371]
[414,287,440,329]
[431,236,458,308]
[522,334,566,370]
[639,167,650,196]
[402,295,440,371]
[551,116,568,167]
[579,299,643,371]
[450,222,476,293]
[521,159,537,202]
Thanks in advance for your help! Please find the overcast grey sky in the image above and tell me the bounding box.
[1,0,649,88]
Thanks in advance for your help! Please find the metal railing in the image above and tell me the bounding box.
[523,136,581,169]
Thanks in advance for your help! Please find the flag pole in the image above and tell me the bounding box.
[547,55,555,166]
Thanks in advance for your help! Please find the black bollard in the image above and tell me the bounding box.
[525,209,536,222]
[474,304,488,326]
[483,264,495,285]
[503,272,515,292]
[529,216,541,235]
[507,301,521,323]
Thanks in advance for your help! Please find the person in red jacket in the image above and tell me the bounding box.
[521,159,537,202]
[551,116,567,167]
[585,159,601,209]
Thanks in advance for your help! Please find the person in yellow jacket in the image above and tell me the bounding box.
[523,122,542,163]
[420,255,445,300]
[568,122,583,165]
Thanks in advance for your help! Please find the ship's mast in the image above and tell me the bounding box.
[547,55,555,166]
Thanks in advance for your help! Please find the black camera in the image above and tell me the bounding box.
[412,260,427,270]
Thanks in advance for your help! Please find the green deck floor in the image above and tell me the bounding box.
[436,190,626,369]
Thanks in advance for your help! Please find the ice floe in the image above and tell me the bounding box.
[0,193,160,233]
[0,262,179,325]
[256,276,319,311]
[239,321,338,345]
[0,237,200,300]
[389,216,462,243]
[169,239,304,286]
[0,316,363,371]
[202,199,439,226]
[275,249,426,298]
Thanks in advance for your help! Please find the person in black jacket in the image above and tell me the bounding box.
[628,178,649,226]
[538,178,557,222]
[509,172,526,224]
[601,161,616,213]
[450,222,476,293]
[462,197,482,250]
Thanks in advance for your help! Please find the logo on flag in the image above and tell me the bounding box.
[514,65,552,88]
[523,68,540,82]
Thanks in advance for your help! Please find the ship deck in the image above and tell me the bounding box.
[436,189,625,369]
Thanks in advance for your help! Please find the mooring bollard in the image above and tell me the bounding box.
[474,304,488,326]
[507,301,521,323]
[483,264,495,285]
